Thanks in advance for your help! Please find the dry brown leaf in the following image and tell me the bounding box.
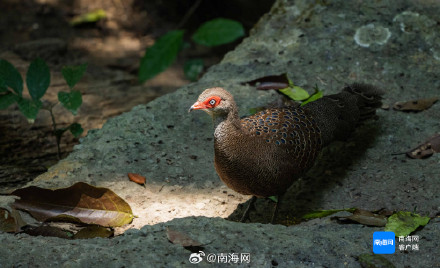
[73,225,113,239]
[128,173,146,186]
[0,208,26,233]
[12,182,134,227]
[166,227,202,247]
[336,209,387,227]
[381,103,390,110]
[22,225,73,239]
[242,73,290,90]
[393,97,438,112]
[407,134,440,159]
[0,208,19,232]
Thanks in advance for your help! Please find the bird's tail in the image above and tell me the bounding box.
[303,83,384,146]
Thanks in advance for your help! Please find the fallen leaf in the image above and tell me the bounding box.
[393,97,438,112]
[242,73,289,90]
[279,86,310,101]
[381,103,390,110]
[166,227,203,247]
[128,173,146,186]
[301,88,323,106]
[0,208,20,233]
[70,9,106,26]
[22,225,73,239]
[336,209,387,227]
[268,196,278,202]
[406,134,440,159]
[73,225,113,239]
[384,211,430,237]
[376,209,394,217]
[358,253,396,268]
[12,182,134,227]
[302,208,356,220]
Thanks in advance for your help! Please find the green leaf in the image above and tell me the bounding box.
[70,9,106,26]
[192,18,245,46]
[268,196,278,203]
[69,123,83,138]
[0,59,23,96]
[301,89,323,106]
[184,59,204,81]
[26,58,50,100]
[302,208,356,220]
[62,63,88,89]
[139,30,184,83]
[0,92,18,109]
[385,211,430,237]
[17,97,42,120]
[0,85,7,93]
[287,77,295,88]
[58,90,82,115]
[279,86,310,101]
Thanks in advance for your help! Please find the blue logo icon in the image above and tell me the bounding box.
[373,231,395,254]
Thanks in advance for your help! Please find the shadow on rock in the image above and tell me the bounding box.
[226,122,383,224]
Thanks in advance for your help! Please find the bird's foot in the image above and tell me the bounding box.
[240,196,257,222]
[270,194,284,224]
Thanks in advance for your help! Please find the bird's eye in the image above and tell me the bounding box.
[205,96,221,108]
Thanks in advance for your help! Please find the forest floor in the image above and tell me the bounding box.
[0,0,272,191]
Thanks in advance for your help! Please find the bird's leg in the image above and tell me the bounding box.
[240,196,257,222]
[271,193,284,224]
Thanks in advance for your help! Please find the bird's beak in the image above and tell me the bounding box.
[188,101,206,112]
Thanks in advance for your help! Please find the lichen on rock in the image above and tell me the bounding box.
[393,11,439,61]
[354,23,391,48]
[393,11,436,33]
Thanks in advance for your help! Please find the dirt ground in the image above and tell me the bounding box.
[0,0,273,191]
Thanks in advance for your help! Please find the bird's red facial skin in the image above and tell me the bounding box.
[203,96,221,109]
[190,96,221,111]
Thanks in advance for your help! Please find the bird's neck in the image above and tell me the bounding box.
[213,109,241,142]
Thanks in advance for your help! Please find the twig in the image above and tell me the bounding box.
[43,103,61,160]
[390,152,407,156]
[176,0,203,29]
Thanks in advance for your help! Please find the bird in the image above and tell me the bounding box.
[189,84,383,223]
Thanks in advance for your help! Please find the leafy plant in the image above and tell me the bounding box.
[139,18,245,83]
[243,73,324,106]
[384,211,430,237]
[279,78,323,106]
[139,30,185,82]
[191,18,244,46]
[0,58,87,159]
[70,9,107,26]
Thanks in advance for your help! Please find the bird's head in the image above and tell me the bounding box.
[189,87,236,117]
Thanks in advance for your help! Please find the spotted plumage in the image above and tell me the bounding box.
[241,107,322,178]
[189,84,383,198]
